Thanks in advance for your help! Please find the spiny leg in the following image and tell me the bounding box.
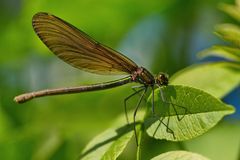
[158,86,189,121]
[133,87,148,146]
[132,85,148,103]
[132,85,154,115]
[171,103,187,121]
[166,108,176,139]
[157,85,166,102]
[157,85,176,138]
[151,113,176,139]
[151,85,155,115]
[124,86,145,124]
[152,116,163,137]
[162,100,186,121]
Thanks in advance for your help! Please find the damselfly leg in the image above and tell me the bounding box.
[154,85,191,139]
[133,87,148,145]
[124,86,145,124]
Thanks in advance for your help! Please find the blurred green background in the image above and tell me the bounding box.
[0,0,239,159]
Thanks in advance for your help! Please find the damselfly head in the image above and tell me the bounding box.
[155,73,168,86]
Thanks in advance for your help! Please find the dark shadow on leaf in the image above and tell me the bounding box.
[79,122,140,159]
[145,85,192,139]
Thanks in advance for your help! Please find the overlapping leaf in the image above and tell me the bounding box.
[151,151,210,160]
[198,45,240,61]
[215,23,240,47]
[79,111,144,160]
[219,3,240,21]
[170,62,240,98]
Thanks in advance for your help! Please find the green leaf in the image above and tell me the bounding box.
[32,131,63,160]
[151,151,210,160]
[80,127,133,160]
[145,85,235,141]
[218,3,240,21]
[184,121,240,160]
[215,23,240,47]
[80,111,145,160]
[198,45,240,62]
[170,62,240,98]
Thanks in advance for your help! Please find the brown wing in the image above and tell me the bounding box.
[32,12,139,75]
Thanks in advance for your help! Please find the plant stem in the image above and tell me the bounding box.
[136,122,145,160]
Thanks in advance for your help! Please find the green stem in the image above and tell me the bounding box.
[136,127,142,160]
[136,100,151,160]
[136,123,143,160]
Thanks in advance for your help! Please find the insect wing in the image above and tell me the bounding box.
[32,12,138,75]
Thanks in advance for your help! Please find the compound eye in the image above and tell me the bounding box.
[158,74,164,80]
[157,73,169,85]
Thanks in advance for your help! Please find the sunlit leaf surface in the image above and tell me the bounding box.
[219,3,240,21]
[146,85,235,141]
[80,127,133,160]
[198,45,240,61]
[215,24,240,47]
[170,62,240,98]
[151,151,210,160]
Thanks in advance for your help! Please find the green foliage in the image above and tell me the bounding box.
[215,23,240,47]
[80,85,235,159]
[80,128,133,160]
[80,114,136,160]
[170,62,240,98]
[79,0,240,159]
[145,85,234,141]
[1,0,240,160]
[170,0,240,99]
[198,45,240,61]
[219,2,240,22]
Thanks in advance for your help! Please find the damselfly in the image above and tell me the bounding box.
[14,12,170,144]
